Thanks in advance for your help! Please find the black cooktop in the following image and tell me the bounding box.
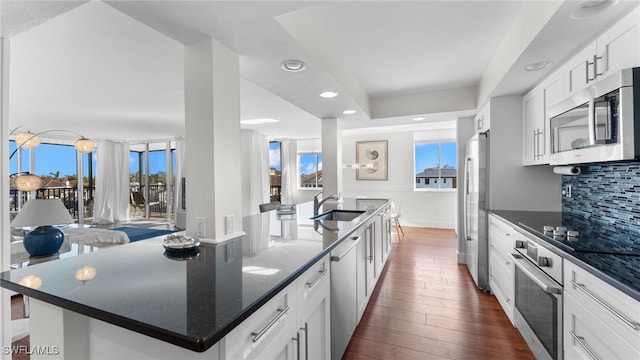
[519,213,640,256]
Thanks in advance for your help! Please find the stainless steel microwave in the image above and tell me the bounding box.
[549,67,640,165]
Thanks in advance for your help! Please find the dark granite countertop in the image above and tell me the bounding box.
[491,210,640,302]
[0,198,390,352]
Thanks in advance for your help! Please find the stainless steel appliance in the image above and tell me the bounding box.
[549,67,640,165]
[463,131,490,290]
[330,235,361,360]
[511,232,563,360]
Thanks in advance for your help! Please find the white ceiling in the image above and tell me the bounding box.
[1,0,638,143]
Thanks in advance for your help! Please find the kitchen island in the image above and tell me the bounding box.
[1,198,391,359]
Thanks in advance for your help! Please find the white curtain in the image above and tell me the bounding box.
[280,139,294,205]
[94,140,130,224]
[173,137,185,224]
[249,132,270,214]
[247,132,270,253]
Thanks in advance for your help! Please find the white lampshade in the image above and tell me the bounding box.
[11,199,74,227]
[74,138,96,153]
[13,173,43,192]
[14,132,41,149]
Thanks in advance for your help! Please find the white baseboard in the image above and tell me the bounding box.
[399,219,455,230]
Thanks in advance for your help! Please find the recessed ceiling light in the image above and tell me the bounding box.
[241,118,279,125]
[281,60,306,72]
[319,91,338,98]
[570,0,618,19]
[343,110,356,115]
[412,117,426,121]
[525,61,552,71]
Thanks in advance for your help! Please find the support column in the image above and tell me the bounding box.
[184,38,242,241]
[321,118,343,197]
[1,36,12,358]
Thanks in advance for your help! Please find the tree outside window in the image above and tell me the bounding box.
[415,141,457,190]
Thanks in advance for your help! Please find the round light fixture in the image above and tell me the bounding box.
[570,0,618,19]
[525,61,553,71]
[75,138,96,153]
[320,91,338,98]
[15,132,41,149]
[281,60,306,72]
[13,173,43,192]
[412,117,426,121]
[342,110,356,115]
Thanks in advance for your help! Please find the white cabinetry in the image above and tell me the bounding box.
[488,214,521,324]
[565,7,640,96]
[223,282,297,360]
[296,255,331,360]
[223,255,331,360]
[475,101,490,133]
[522,88,545,165]
[522,71,564,166]
[356,222,375,321]
[564,260,640,360]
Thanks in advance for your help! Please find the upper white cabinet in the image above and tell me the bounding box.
[522,71,564,166]
[522,87,545,165]
[565,7,640,96]
[475,101,490,133]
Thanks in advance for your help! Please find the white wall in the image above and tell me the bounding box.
[342,131,457,229]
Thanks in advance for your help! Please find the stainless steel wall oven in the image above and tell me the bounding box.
[511,235,564,360]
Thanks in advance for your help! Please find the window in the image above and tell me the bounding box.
[415,141,457,190]
[269,141,281,202]
[299,153,322,188]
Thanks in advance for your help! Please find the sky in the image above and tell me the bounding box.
[11,140,455,180]
[10,141,173,178]
[414,142,457,174]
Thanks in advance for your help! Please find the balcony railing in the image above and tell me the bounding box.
[10,184,174,220]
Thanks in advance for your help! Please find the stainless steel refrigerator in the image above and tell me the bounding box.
[463,131,489,290]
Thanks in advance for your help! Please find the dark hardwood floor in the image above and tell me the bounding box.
[343,227,534,360]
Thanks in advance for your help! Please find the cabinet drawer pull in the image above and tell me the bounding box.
[331,236,360,262]
[251,306,290,343]
[300,322,309,360]
[306,269,328,289]
[571,280,640,331]
[292,331,301,360]
[570,331,599,360]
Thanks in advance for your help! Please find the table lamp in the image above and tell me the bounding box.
[10,199,74,257]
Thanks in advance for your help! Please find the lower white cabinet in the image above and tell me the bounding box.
[223,255,331,360]
[488,214,519,325]
[297,280,330,360]
[223,282,297,360]
[564,260,640,360]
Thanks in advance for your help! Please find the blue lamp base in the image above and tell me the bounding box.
[23,226,65,257]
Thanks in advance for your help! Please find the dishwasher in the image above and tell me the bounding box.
[330,234,361,360]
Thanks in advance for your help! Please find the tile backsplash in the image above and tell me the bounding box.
[562,162,640,232]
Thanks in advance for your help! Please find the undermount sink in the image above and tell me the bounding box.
[311,209,365,222]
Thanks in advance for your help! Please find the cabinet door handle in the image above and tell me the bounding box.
[306,269,328,289]
[569,331,599,360]
[251,306,290,343]
[331,236,360,262]
[292,331,301,360]
[533,129,538,160]
[570,280,640,331]
[300,322,309,360]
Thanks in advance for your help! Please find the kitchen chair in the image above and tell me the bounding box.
[390,201,404,240]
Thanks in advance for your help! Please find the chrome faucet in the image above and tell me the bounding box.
[313,192,339,215]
